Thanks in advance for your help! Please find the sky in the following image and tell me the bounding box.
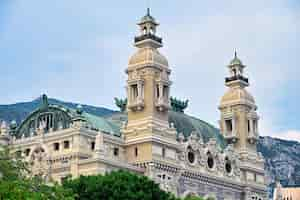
[0,0,299,142]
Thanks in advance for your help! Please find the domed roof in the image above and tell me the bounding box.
[139,8,158,25]
[128,47,168,68]
[229,51,243,66]
[106,111,226,149]
[230,57,243,66]
[220,88,255,107]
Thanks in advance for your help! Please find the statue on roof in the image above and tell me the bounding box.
[114,97,127,112]
[170,97,189,113]
[40,94,49,111]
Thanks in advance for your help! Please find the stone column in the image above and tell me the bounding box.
[137,81,142,101]
[159,83,163,99]
[232,116,236,137]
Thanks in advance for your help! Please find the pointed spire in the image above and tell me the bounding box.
[147,7,150,16]
[229,49,243,66]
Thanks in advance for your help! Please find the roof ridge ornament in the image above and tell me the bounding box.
[40,94,49,111]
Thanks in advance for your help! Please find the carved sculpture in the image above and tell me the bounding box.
[114,97,128,112]
[170,97,189,113]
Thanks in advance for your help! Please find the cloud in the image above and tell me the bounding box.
[0,0,299,142]
[271,130,300,143]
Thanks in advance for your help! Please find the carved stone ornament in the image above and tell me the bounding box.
[29,145,51,180]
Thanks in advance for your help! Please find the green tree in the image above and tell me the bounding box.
[63,170,179,200]
[184,196,205,200]
[0,146,74,200]
[0,147,28,181]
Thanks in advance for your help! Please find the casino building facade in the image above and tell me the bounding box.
[0,9,268,200]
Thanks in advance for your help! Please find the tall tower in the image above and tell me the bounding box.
[123,9,177,164]
[219,52,259,155]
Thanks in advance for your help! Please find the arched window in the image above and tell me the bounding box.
[150,27,154,34]
[38,113,54,132]
[232,68,237,76]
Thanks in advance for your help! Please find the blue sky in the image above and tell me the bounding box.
[0,0,299,141]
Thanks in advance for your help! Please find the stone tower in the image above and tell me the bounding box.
[219,52,259,155]
[123,9,177,164]
[219,53,266,191]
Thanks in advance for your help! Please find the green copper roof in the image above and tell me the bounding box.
[83,112,120,136]
[16,96,224,146]
[105,111,226,149]
[139,8,158,25]
[168,111,226,148]
[229,51,243,66]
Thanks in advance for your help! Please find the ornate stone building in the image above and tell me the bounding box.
[0,9,268,200]
[273,182,300,200]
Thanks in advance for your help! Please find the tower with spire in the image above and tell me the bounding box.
[219,52,259,154]
[219,52,266,195]
[123,9,177,165]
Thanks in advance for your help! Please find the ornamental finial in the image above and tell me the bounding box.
[41,94,49,110]
[147,8,150,16]
[234,49,237,58]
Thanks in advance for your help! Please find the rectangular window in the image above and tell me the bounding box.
[131,84,138,99]
[156,84,160,98]
[53,143,60,151]
[134,147,138,157]
[162,147,166,158]
[248,120,251,133]
[225,119,232,132]
[163,85,169,98]
[91,141,95,151]
[25,148,31,156]
[253,120,257,134]
[113,147,119,156]
[64,141,70,149]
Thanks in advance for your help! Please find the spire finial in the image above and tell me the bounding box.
[234,49,237,58]
[147,7,150,16]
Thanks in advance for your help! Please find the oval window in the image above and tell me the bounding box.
[225,157,232,174]
[188,151,195,164]
[207,152,214,169]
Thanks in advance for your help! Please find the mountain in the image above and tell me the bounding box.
[257,136,300,197]
[0,97,116,125]
[1,98,300,198]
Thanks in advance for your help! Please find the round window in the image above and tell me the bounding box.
[207,152,214,169]
[188,151,195,164]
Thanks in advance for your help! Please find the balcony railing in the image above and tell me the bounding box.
[247,131,259,144]
[127,99,144,111]
[134,34,162,44]
[225,75,248,84]
[155,97,170,111]
[224,131,238,143]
